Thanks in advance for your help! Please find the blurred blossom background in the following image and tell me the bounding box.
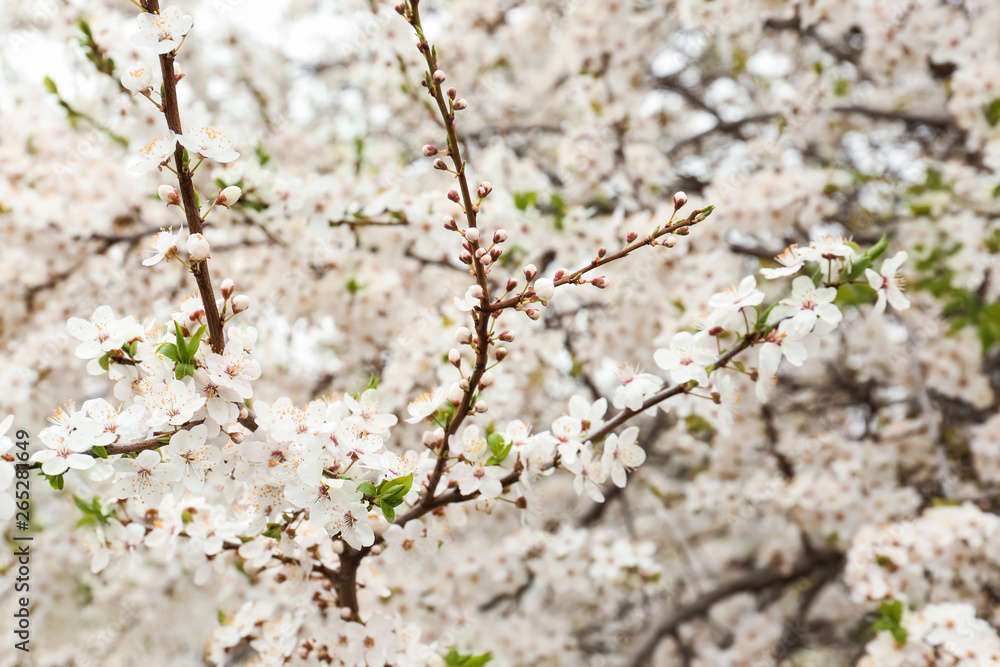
[2,1,1000,665]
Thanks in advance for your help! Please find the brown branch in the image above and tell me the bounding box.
[146,0,224,355]
[489,206,713,312]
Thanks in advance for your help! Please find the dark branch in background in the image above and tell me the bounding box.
[625,550,845,666]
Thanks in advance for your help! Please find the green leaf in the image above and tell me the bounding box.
[357,482,378,497]
[217,608,228,624]
[75,515,96,529]
[175,362,195,380]
[366,374,380,391]
[985,97,1000,127]
[513,191,537,211]
[158,343,181,363]
[883,599,903,624]
[98,352,111,371]
[44,76,59,95]
[185,325,207,361]
[48,474,65,490]
[381,504,395,523]
[91,445,108,459]
[263,523,283,539]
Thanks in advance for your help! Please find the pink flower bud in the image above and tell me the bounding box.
[455,327,472,344]
[475,401,488,413]
[443,216,458,230]
[505,278,518,292]
[449,348,462,365]
[479,371,493,388]
[447,87,457,100]
[158,184,180,206]
[232,295,250,313]
[423,144,438,156]
[494,229,508,243]
[597,247,607,258]
[477,181,492,198]
[526,308,541,320]
[495,347,508,361]
[592,276,608,288]
[664,235,677,248]
[469,284,484,299]
[524,264,538,280]
[489,247,502,261]
[458,252,473,265]
[475,248,487,260]
[626,231,638,243]
[394,3,405,15]
[221,278,235,298]
[447,382,465,404]
[239,407,249,419]
[447,189,461,203]
[675,226,690,236]
[230,431,245,444]
[339,607,353,619]
[673,191,687,209]
[465,228,480,243]
[459,378,470,390]
[453,98,467,110]
[433,158,448,170]
[553,269,566,281]
[187,233,211,261]
[499,330,515,342]
[432,70,446,84]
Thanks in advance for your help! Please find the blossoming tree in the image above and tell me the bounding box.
[2,0,1000,665]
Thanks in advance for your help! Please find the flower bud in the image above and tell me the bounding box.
[475,401,488,413]
[453,98,467,110]
[495,347,508,361]
[458,252,473,265]
[447,189,461,203]
[477,181,492,198]
[447,382,465,404]
[433,158,448,170]
[187,233,211,261]
[422,144,438,156]
[469,284,484,299]
[675,226,690,236]
[459,378,470,391]
[447,87,457,100]
[394,3,405,15]
[218,185,241,207]
[499,330,515,342]
[432,70,446,84]
[523,264,538,281]
[232,295,250,313]
[489,247,502,262]
[626,231,638,243]
[505,278,518,292]
[465,228,480,243]
[158,184,180,206]
[592,276,608,288]
[449,348,462,366]
[455,327,472,344]
[443,216,458,231]
[239,407,249,419]
[526,308,541,320]
[494,229,508,244]
[340,607,353,619]
[673,191,687,209]
[664,235,677,248]
[479,371,493,388]
[534,277,555,301]
[597,247,607,258]
[221,278,235,299]
[230,432,245,444]
[553,269,566,281]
